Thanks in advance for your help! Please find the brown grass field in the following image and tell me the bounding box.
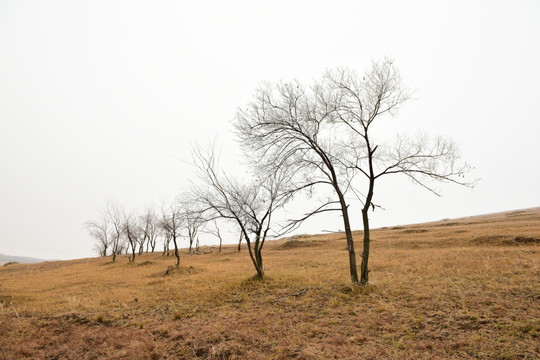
[1,208,539,359]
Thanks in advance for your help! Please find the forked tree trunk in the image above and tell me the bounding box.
[245,233,264,278]
[111,237,119,262]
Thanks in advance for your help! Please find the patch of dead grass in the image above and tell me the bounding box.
[0,208,539,359]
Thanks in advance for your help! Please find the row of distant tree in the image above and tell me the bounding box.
[85,59,475,285]
[84,199,219,268]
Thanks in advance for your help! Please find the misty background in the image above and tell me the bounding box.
[1,0,538,260]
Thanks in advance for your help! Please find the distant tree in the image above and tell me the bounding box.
[122,213,141,262]
[162,231,172,256]
[105,201,125,262]
[191,145,295,278]
[234,59,476,284]
[237,232,243,252]
[182,200,206,254]
[159,202,184,267]
[206,219,225,252]
[139,206,159,253]
[83,218,110,256]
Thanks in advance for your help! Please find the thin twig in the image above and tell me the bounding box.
[9,303,18,318]
[272,288,308,302]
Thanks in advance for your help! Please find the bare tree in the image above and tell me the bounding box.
[140,206,159,253]
[321,60,476,284]
[234,80,359,282]
[159,202,184,267]
[122,212,141,262]
[235,59,475,284]
[83,218,110,256]
[206,219,224,252]
[105,201,125,262]
[182,200,206,254]
[191,145,294,278]
[162,230,172,256]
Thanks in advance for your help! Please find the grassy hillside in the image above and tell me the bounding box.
[1,208,539,359]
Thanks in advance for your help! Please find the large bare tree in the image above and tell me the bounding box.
[235,59,475,284]
[321,60,476,284]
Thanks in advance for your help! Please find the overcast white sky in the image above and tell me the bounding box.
[1,0,539,260]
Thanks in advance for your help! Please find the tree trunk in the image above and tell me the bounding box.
[254,240,264,278]
[332,188,359,283]
[360,148,376,285]
[245,233,264,278]
[172,236,180,267]
[360,208,370,285]
[129,239,136,262]
[238,232,243,252]
[111,238,118,262]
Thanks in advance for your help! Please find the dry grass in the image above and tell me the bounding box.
[1,208,539,359]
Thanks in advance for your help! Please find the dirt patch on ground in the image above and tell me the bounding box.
[504,236,540,245]
[3,262,19,267]
[277,239,327,250]
[472,235,540,246]
[136,260,154,267]
[403,229,428,234]
[434,222,460,227]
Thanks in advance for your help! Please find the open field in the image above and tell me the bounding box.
[1,208,539,359]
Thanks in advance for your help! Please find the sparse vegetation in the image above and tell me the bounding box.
[3,261,19,267]
[1,208,539,359]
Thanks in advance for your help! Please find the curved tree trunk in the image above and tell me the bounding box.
[337,192,359,283]
[172,236,180,267]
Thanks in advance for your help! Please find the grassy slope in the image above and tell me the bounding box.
[0,208,539,359]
